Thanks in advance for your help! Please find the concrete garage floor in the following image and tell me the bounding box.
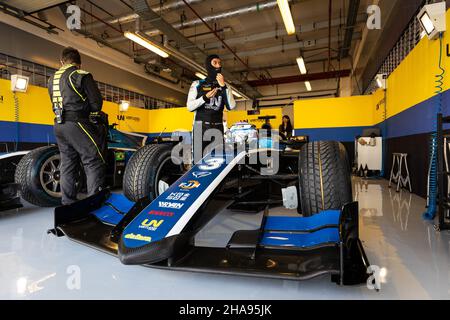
[0,177,449,300]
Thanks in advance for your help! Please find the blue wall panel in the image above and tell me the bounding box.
[0,121,56,144]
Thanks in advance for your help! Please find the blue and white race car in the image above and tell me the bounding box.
[49,127,370,285]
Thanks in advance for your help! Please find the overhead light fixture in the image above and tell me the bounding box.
[376,78,383,88]
[296,57,307,74]
[229,85,251,101]
[195,72,206,80]
[420,13,435,35]
[11,75,29,93]
[277,0,296,35]
[232,90,242,98]
[124,31,169,58]
[119,100,130,112]
[375,74,387,90]
[305,81,312,92]
[417,2,446,40]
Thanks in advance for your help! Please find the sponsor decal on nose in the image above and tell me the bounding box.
[148,210,174,217]
[179,180,200,190]
[193,171,212,178]
[158,201,184,209]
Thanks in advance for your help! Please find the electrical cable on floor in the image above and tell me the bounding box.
[424,33,445,220]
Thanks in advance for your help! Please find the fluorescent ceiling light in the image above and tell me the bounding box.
[277,0,296,35]
[420,13,435,35]
[195,72,206,79]
[305,81,312,91]
[230,85,251,100]
[296,57,307,74]
[232,90,242,98]
[124,32,169,58]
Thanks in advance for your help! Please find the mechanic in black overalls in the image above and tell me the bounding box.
[48,47,108,205]
[187,54,236,163]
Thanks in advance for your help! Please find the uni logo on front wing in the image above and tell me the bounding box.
[139,219,164,231]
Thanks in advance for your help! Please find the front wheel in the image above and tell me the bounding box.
[298,141,352,216]
[123,144,185,202]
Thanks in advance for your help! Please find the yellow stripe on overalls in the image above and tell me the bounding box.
[52,64,74,109]
[69,70,87,101]
[77,122,106,164]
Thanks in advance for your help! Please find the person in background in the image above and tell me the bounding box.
[279,115,293,140]
[261,118,272,131]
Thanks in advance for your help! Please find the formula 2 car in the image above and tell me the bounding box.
[49,138,370,285]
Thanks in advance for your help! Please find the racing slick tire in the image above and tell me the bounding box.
[299,141,352,216]
[14,146,63,207]
[123,144,183,202]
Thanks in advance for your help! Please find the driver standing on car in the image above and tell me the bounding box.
[48,47,108,205]
[187,54,236,163]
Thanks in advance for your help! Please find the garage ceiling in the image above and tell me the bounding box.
[1,0,384,99]
[2,0,68,13]
[84,0,370,96]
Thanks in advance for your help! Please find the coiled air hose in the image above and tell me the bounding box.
[424,33,445,220]
[381,90,387,177]
[13,92,20,151]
